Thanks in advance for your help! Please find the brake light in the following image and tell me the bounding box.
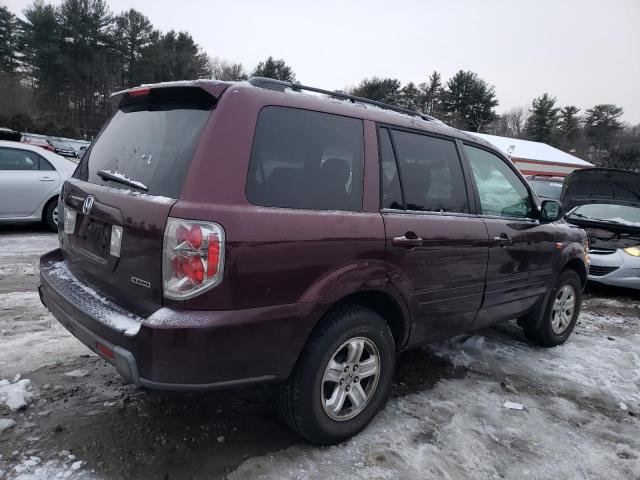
[163,218,225,300]
[129,86,151,97]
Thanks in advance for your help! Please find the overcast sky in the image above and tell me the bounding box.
[6,0,640,124]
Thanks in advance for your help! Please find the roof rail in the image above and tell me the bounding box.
[247,77,439,123]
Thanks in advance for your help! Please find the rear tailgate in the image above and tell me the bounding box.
[61,180,174,317]
[59,85,221,317]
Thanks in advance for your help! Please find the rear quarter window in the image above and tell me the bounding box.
[74,99,213,198]
[246,107,364,211]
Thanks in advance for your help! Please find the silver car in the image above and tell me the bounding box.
[562,168,640,290]
[0,140,77,230]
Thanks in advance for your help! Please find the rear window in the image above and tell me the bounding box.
[74,99,213,198]
[246,107,364,211]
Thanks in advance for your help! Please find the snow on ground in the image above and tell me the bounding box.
[230,296,640,480]
[0,290,92,379]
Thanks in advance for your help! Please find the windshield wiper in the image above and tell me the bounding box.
[568,212,622,225]
[97,169,148,191]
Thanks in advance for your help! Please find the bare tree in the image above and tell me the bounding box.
[208,56,248,81]
[505,106,527,137]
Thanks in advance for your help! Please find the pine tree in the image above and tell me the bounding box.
[0,5,19,73]
[419,71,442,116]
[114,9,154,88]
[399,81,421,110]
[251,56,296,82]
[350,77,401,105]
[441,70,498,131]
[524,93,560,144]
[584,104,624,152]
[557,106,581,150]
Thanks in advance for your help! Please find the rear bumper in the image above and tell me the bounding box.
[39,249,320,390]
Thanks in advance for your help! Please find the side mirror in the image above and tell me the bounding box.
[540,200,563,222]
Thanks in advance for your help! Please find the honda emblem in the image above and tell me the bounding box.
[82,195,95,215]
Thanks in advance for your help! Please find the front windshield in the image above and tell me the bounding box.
[529,179,563,200]
[568,203,640,226]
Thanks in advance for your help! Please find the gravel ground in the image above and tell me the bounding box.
[0,226,638,480]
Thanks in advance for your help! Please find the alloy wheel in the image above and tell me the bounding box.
[321,337,380,421]
[551,284,576,334]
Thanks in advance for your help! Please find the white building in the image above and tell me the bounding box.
[468,132,593,177]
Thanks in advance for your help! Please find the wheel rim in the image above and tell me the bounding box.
[551,284,576,334]
[52,206,59,226]
[321,336,380,421]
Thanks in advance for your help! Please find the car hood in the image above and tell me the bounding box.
[561,168,640,212]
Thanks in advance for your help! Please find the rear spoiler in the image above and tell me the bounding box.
[110,80,232,108]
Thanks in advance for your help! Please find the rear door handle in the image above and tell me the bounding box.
[39,176,55,182]
[392,235,423,247]
[493,234,513,245]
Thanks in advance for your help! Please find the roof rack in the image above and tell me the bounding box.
[247,77,439,123]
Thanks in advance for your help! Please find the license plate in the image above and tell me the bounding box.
[77,215,111,259]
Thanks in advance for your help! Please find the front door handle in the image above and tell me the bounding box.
[493,234,513,245]
[392,235,423,247]
[39,176,55,182]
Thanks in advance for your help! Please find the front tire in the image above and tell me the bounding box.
[278,305,395,445]
[523,269,582,347]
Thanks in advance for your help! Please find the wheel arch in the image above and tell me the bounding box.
[41,194,60,222]
[316,289,411,351]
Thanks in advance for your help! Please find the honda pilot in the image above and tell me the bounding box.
[39,78,589,445]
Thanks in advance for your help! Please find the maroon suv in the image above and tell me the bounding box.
[39,78,588,444]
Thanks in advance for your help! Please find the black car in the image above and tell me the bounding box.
[47,139,78,158]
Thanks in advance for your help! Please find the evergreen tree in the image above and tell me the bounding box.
[0,5,19,73]
[524,93,560,144]
[114,9,154,88]
[251,56,295,82]
[399,81,422,110]
[584,104,624,152]
[441,70,498,131]
[419,70,442,116]
[557,106,581,149]
[350,77,401,104]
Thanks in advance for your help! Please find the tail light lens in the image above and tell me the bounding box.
[162,218,225,300]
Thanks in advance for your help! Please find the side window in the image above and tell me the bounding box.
[0,148,39,171]
[464,145,533,218]
[38,156,55,171]
[391,130,469,213]
[246,107,364,211]
[379,128,403,209]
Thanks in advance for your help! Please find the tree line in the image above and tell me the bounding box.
[1,1,637,170]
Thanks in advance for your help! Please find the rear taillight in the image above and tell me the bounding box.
[63,206,77,234]
[162,218,225,300]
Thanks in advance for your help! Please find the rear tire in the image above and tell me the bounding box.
[522,269,582,347]
[44,200,59,232]
[278,305,395,445]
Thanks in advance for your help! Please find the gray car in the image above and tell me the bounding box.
[562,168,640,290]
[0,140,77,230]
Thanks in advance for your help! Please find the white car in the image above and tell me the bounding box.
[0,140,77,230]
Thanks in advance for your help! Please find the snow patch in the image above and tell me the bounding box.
[0,377,34,411]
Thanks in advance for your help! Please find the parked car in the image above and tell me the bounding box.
[562,168,640,289]
[526,174,565,201]
[39,78,589,445]
[0,127,22,142]
[46,139,78,159]
[22,136,55,152]
[0,140,77,230]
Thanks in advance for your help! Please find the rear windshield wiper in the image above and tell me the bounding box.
[97,169,148,191]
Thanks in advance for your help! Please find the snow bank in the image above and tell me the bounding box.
[0,377,34,411]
